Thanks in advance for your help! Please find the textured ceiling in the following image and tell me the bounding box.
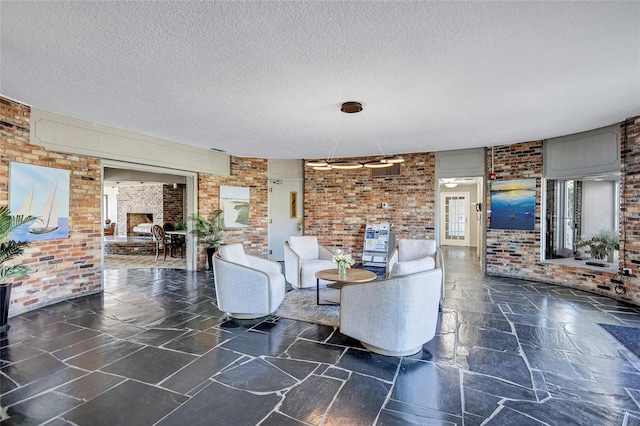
[1,1,639,160]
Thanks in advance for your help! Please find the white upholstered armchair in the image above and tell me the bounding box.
[284,236,335,288]
[340,268,443,356]
[386,238,445,306]
[213,243,285,319]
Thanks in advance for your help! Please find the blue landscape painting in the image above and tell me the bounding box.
[490,179,536,231]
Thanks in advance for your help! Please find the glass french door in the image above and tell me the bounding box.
[441,192,469,246]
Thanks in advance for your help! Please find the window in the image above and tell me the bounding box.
[544,176,619,260]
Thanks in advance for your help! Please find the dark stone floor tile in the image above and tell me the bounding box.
[61,379,188,426]
[264,356,319,381]
[326,330,364,348]
[392,359,462,417]
[218,317,271,334]
[483,406,546,425]
[160,346,242,394]
[503,313,563,330]
[285,339,345,364]
[323,366,350,380]
[0,343,44,364]
[501,398,626,425]
[0,353,68,386]
[4,388,83,426]
[295,323,336,342]
[628,414,640,426]
[175,315,225,332]
[102,322,146,339]
[437,311,457,334]
[157,380,280,426]
[147,311,199,328]
[260,412,308,426]
[183,300,226,317]
[279,374,342,424]
[570,332,628,359]
[420,332,455,364]
[0,371,18,394]
[127,328,187,347]
[215,358,299,392]
[220,330,296,357]
[520,343,579,378]
[462,371,537,401]
[513,323,577,351]
[324,372,391,426]
[56,371,126,401]
[383,399,463,424]
[1,367,87,407]
[335,347,400,382]
[102,346,196,384]
[64,340,143,371]
[65,312,119,330]
[543,370,640,411]
[463,387,501,419]
[464,347,533,389]
[51,333,115,361]
[458,324,519,353]
[27,322,84,340]
[28,328,101,352]
[162,329,228,355]
[566,351,640,374]
[457,311,511,332]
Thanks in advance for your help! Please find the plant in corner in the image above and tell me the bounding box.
[0,207,36,333]
[575,228,619,262]
[188,209,223,270]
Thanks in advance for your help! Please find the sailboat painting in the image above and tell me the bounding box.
[9,162,70,242]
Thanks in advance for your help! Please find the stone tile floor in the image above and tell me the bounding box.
[1,247,640,425]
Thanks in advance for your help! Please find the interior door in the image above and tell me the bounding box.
[268,179,302,260]
[441,192,470,246]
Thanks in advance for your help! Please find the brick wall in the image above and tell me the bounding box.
[163,185,184,226]
[0,98,102,317]
[116,185,163,236]
[197,156,269,268]
[621,117,640,303]
[485,141,543,276]
[304,153,436,258]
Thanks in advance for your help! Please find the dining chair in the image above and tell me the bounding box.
[151,224,173,261]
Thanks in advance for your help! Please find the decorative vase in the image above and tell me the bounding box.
[206,247,216,271]
[338,263,347,276]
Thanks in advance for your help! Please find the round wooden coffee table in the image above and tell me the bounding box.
[315,268,377,305]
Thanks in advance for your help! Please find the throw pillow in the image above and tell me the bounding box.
[390,256,435,277]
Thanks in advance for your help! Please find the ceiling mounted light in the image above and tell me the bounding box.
[444,183,458,188]
[305,101,403,172]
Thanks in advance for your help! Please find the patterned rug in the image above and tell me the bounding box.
[600,323,640,359]
[104,254,186,270]
[275,289,340,328]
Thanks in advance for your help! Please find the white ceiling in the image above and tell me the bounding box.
[1,1,639,160]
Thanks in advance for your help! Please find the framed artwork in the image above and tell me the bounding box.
[9,162,71,241]
[220,186,250,228]
[490,178,536,231]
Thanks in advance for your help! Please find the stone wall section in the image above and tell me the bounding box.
[197,156,268,269]
[0,98,102,316]
[116,185,163,236]
[621,116,640,303]
[304,153,436,259]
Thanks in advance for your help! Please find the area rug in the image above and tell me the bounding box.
[275,289,340,328]
[600,323,640,359]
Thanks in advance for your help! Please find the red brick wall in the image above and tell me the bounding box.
[304,153,436,258]
[197,156,268,268]
[485,141,543,275]
[163,185,184,226]
[0,98,102,317]
[621,117,640,303]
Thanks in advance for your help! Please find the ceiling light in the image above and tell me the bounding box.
[305,102,403,172]
[444,183,458,188]
[364,160,394,169]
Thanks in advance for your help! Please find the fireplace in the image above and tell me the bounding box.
[127,213,153,236]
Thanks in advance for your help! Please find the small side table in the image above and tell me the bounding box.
[315,268,377,305]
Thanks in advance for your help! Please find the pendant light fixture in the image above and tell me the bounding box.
[305,102,405,171]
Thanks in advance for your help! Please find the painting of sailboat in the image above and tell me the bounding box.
[9,162,70,242]
[490,179,536,231]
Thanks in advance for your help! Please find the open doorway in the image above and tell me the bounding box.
[102,161,198,271]
[438,177,484,259]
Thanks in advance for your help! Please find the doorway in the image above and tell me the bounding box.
[441,192,470,246]
[268,179,303,261]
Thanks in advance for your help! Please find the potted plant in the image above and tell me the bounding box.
[575,228,619,263]
[188,209,223,270]
[0,207,36,333]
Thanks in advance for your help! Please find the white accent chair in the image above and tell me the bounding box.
[386,238,445,306]
[213,243,285,319]
[340,268,443,356]
[284,236,335,288]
